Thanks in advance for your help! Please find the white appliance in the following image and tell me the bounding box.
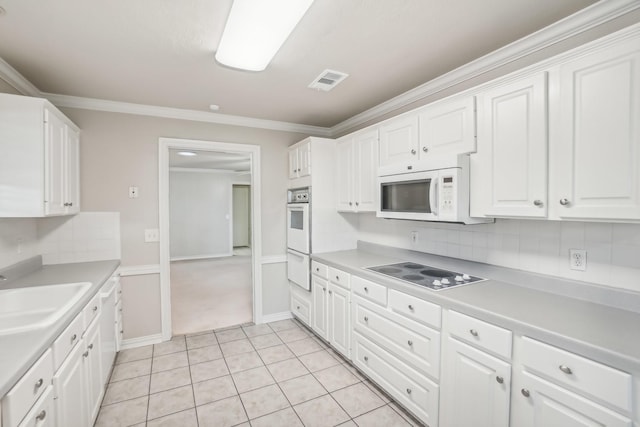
[377,154,491,224]
[286,187,311,290]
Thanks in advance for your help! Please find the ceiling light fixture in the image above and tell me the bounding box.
[177,151,197,157]
[215,0,314,72]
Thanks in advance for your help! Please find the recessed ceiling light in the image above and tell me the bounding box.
[209,104,220,111]
[215,0,314,71]
[177,151,197,157]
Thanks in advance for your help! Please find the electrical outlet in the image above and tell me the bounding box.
[144,229,159,242]
[410,231,418,246]
[569,249,587,271]
[129,186,139,198]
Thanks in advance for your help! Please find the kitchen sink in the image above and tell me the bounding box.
[0,282,92,335]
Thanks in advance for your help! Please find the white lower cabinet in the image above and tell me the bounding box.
[328,283,350,358]
[311,276,329,340]
[83,319,103,425]
[290,283,313,327]
[53,344,86,427]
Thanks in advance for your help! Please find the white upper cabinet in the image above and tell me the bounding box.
[336,129,378,212]
[419,95,476,156]
[288,139,311,179]
[0,94,81,217]
[550,35,640,221]
[379,115,419,167]
[471,73,548,218]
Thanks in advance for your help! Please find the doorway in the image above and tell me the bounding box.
[159,138,262,341]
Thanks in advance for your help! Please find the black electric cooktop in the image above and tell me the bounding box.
[367,262,485,290]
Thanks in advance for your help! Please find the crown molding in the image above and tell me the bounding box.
[329,0,640,136]
[0,57,40,96]
[43,93,332,137]
[169,167,249,174]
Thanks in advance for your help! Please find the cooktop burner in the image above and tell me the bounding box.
[366,262,485,290]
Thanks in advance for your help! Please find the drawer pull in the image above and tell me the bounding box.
[71,334,77,342]
[35,378,44,388]
[558,365,573,375]
[407,304,414,311]
[407,340,413,346]
[83,351,90,358]
[329,290,333,295]
[496,376,504,384]
[364,316,369,322]
[521,388,530,398]
[406,388,412,394]
[469,329,479,337]
[88,343,94,350]
[93,306,98,312]
[316,267,319,272]
[364,356,369,362]
[363,286,369,293]
[322,287,326,292]
[36,410,47,421]
[296,305,301,310]
[336,275,339,280]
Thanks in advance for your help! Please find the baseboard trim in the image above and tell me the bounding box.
[260,311,293,324]
[120,333,164,350]
[119,264,161,276]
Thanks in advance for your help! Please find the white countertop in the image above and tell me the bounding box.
[0,259,120,397]
[313,243,640,373]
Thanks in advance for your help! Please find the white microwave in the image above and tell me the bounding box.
[377,155,491,224]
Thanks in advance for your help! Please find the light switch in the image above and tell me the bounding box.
[129,186,139,198]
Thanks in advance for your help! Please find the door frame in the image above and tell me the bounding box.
[231,183,251,248]
[159,137,262,341]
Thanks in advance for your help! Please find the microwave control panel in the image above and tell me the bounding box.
[440,174,456,215]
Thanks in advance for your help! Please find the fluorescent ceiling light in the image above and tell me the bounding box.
[215,0,314,71]
[177,151,197,157]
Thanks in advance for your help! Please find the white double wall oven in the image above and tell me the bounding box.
[287,187,311,290]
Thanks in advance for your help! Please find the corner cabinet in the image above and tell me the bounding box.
[0,94,81,217]
[336,129,378,212]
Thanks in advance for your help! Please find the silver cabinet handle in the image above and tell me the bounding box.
[559,198,570,206]
[93,306,98,312]
[336,275,339,280]
[363,287,369,293]
[496,376,504,384]
[36,410,47,421]
[69,203,73,207]
[521,388,530,397]
[410,149,416,155]
[407,340,413,346]
[364,356,369,362]
[88,343,94,350]
[408,304,414,311]
[407,165,413,170]
[349,202,353,206]
[364,316,369,322]
[71,334,77,342]
[83,351,89,358]
[316,267,320,272]
[35,378,44,388]
[559,365,573,375]
[296,305,301,310]
[328,290,333,295]
[355,201,359,206]
[469,329,479,337]
[533,199,543,207]
[64,202,70,207]
[406,388,412,394]
[422,146,428,152]
[322,287,326,292]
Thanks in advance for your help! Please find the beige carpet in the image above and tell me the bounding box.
[170,255,252,335]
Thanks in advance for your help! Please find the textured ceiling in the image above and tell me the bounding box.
[0,0,598,127]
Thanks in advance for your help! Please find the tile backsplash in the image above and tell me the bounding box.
[358,215,640,293]
[0,218,39,269]
[37,212,121,264]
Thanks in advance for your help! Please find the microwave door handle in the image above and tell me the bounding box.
[430,177,438,216]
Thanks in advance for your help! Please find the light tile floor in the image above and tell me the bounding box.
[95,319,424,427]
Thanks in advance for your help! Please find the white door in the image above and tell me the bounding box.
[552,38,640,221]
[440,337,511,427]
[328,283,350,358]
[311,276,328,340]
[53,343,87,427]
[44,109,66,216]
[354,129,379,212]
[232,185,251,247]
[336,137,354,212]
[419,95,476,156]
[511,371,632,427]
[379,115,419,167]
[298,142,311,177]
[471,73,548,218]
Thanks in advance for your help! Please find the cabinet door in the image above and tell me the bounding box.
[471,73,548,218]
[354,129,379,212]
[84,320,103,425]
[552,39,640,221]
[53,343,87,427]
[336,138,355,211]
[419,96,476,156]
[440,337,511,427]
[311,276,328,340]
[379,115,419,167]
[288,147,299,179]
[298,142,311,177]
[44,109,66,216]
[65,127,80,214]
[328,283,350,358]
[511,371,632,427]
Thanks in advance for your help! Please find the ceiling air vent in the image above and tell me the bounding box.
[308,69,349,92]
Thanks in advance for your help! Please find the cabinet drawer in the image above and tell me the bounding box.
[353,332,439,427]
[521,337,632,412]
[388,289,441,329]
[2,349,53,427]
[311,261,328,279]
[83,292,101,330]
[353,296,440,380]
[51,312,83,371]
[291,290,312,327]
[351,276,387,306]
[328,267,350,289]
[17,385,54,427]
[446,310,512,359]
